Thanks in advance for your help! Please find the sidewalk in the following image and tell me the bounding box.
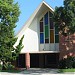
[0,72,75,75]
[0,68,75,75]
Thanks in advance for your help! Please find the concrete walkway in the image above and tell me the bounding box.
[0,68,75,75]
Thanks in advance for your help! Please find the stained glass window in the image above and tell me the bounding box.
[40,22,43,32]
[50,30,54,43]
[40,33,44,43]
[45,12,48,25]
[45,26,49,38]
[50,18,54,29]
[55,26,59,34]
[55,35,59,43]
[40,11,59,44]
[55,26,59,43]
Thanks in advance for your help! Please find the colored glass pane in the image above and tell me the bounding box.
[40,22,43,32]
[50,30,54,43]
[40,33,44,43]
[49,18,54,29]
[45,39,49,43]
[45,12,48,25]
[45,26,49,38]
[49,12,53,17]
[55,26,59,34]
[55,35,59,43]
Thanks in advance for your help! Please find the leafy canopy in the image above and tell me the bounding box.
[0,0,24,70]
[53,0,75,36]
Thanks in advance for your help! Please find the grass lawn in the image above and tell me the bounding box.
[58,69,75,73]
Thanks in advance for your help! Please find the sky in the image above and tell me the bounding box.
[14,0,64,34]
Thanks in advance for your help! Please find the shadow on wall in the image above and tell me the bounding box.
[59,33,75,60]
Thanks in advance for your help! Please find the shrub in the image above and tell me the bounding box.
[72,57,75,68]
[59,58,67,69]
[0,64,2,71]
[2,62,15,70]
[59,56,75,69]
[7,62,15,70]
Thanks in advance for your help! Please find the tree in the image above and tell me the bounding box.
[53,0,75,36]
[53,0,75,69]
[0,0,24,70]
[13,35,24,60]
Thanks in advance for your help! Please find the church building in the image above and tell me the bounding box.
[15,1,75,69]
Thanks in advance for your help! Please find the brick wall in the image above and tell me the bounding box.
[59,33,75,60]
[25,53,30,69]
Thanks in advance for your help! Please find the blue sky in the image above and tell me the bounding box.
[14,0,63,34]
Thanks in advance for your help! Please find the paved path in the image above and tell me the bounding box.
[0,68,75,75]
[0,73,75,75]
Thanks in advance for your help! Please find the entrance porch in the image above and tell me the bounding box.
[16,53,59,69]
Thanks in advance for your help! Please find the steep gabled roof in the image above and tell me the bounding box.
[16,1,54,37]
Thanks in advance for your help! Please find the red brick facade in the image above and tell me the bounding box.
[25,53,30,69]
[59,33,75,60]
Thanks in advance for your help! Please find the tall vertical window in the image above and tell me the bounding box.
[40,22,43,32]
[45,12,48,25]
[49,18,54,29]
[40,33,44,43]
[55,27,59,43]
[40,11,59,44]
[49,11,54,43]
[50,30,54,43]
[44,12,49,43]
[40,18,44,44]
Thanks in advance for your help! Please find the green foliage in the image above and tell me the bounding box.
[53,0,75,36]
[0,64,2,71]
[0,0,24,70]
[3,62,14,70]
[72,57,75,68]
[59,56,75,69]
[12,35,24,60]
